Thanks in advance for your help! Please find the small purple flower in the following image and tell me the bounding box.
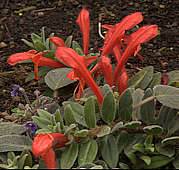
[11,84,22,97]
[25,121,37,134]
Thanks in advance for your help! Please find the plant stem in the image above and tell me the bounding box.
[133,96,155,110]
[98,22,105,39]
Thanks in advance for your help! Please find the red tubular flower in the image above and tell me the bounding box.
[98,56,113,87]
[7,50,66,80]
[102,12,143,57]
[113,25,159,85]
[49,37,66,47]
[76,8,90,56]
[32,133,69,169]
[117,67,129,95]
[56,47,104,105]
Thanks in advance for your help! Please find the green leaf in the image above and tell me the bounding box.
[161,136,179,146]
[119,162,129,169]
[65,35,73,48]
[60,143,78,169]
[148,72,161,89]
[155,143,175,158]
[156,106,179,135]
[64,105,76,125]
[133,143,144,153]
[37,109,52,121]
[124,133,146,154]
[35,129,53,134]
[0,122,26,136]
[140,88,155,125]
[132,88,144,120]
[74,129,88,137]
[140,155,151,165]
[102,90,116,124]
[34,40,46,52]
[118,88,133,122]
[111,121,123,133]
[173,155,179,169]
[19,154,28,169]
[101,135,119,168]
[167,70,179,86]
[96,126,111,138]
[42,50,55,59]
[63,101,86,127]
[78,140,98,166]
[153,85,179,109]
[20,150,32,168]
[64,124,77,136]
[21,39,34,48]
[124,121,142,129]
[32,116,51,129]
[143,125,163,135]
[128,66,153,90]
[72,40,83,55]
[31,33,42,43]
[0,135,32,152]
[84,96,96,129]
[117,131,128,154]
[101,84,113,96]
[41,27,46,45]
[45,68,74,90]
[55,109,64,131]
[125,152,137,165]
[143,155,174,169]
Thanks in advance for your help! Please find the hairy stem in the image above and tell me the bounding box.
[133,96,155,110]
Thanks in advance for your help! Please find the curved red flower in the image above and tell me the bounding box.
[56,47,103,105]
[102,12,143,57]
[7,50,66,80]
[76,8,90,56]
[113,25,158,84]
[49,37,66,47]
[117,67,129,95]
[32,133,69,169]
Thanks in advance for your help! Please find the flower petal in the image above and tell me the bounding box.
[50,37,66,47]
[32,133,53,158]
[102,12,143,56]
[7,52,34,65]
[117,68,129,95]
[56,47,104,104]
[76,8,90,56]
[41,148,56,169]
[113,25,158,84]
[99,56,113,87]
[38,57,66,68]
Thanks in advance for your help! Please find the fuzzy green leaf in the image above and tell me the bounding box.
[102,90,116,124]
[0,135,32,152]
[0,122,26,136]
[118,88,133,122]
[60,143,78,169]
[143,125,163,135]
[128,66,153,90]
[101,135,119,168]
[96,126,111,138]
[78,140,98,166]
[140,88,155,124]
[153,85,179,109]
[45,68,74,90]
[84,96,96,129]
[143,155,174,169]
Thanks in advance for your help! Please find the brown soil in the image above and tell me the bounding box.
[0,0,178,116]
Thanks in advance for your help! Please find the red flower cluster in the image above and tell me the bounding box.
[32,133,69,169]
[7,8,159,170]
